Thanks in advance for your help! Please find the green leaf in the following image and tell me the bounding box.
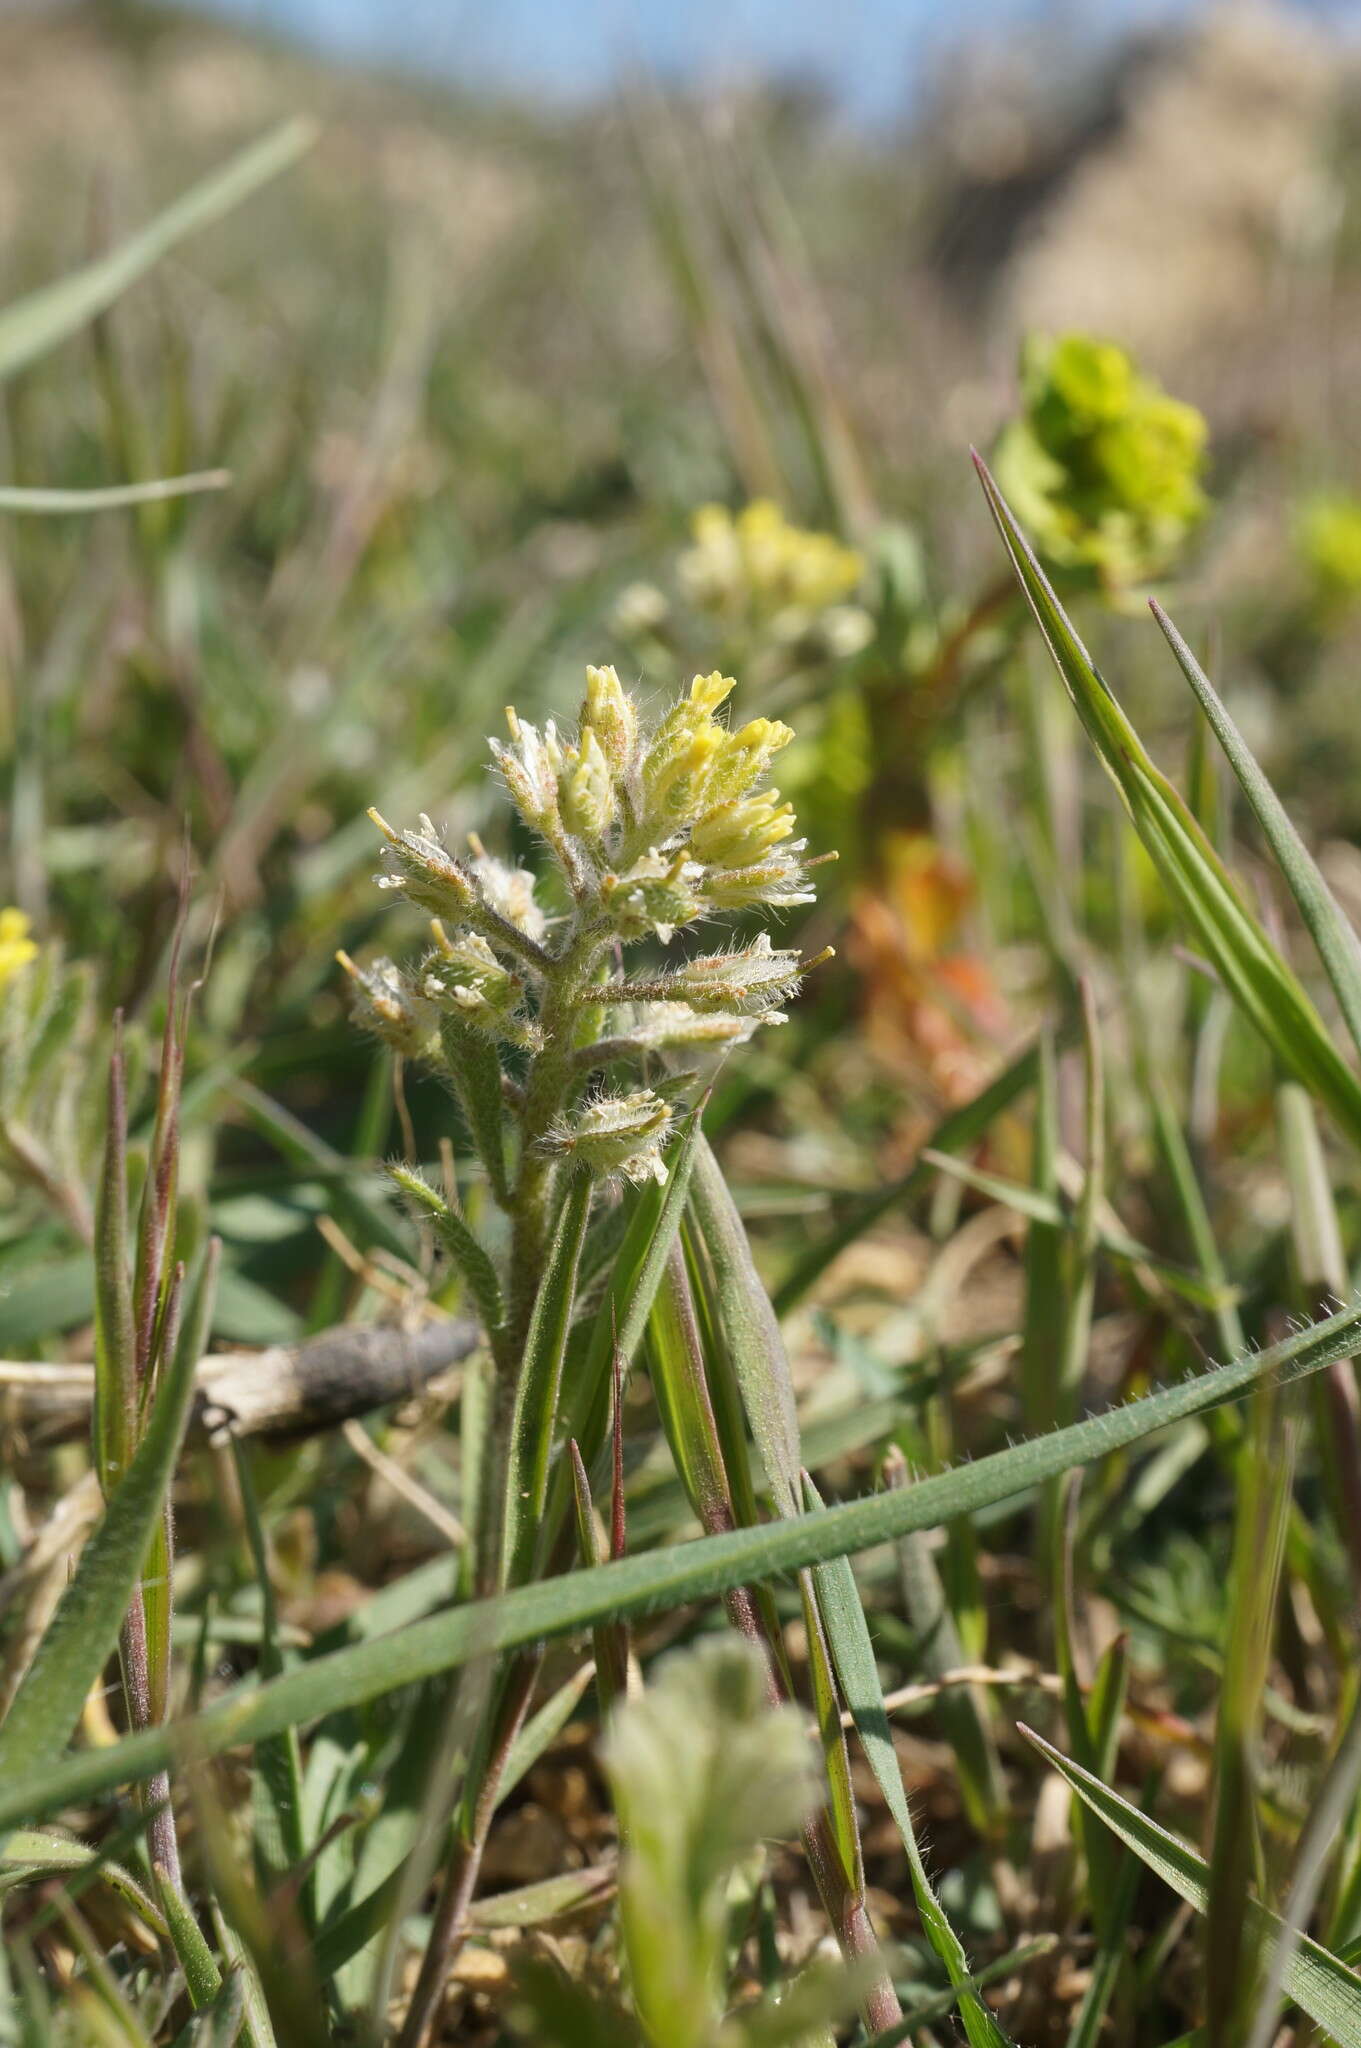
[805,1475,1012,2048]
[1022,1726,1361,2045]
[0,119,317,383]
[389,1163,506,1345]
[974,453,1361,1154]
[689,1136,801,1516]
[232,1443,308,1923]
[0,1241,218,1810]
[7,1295,1361,1829]
[0,1828,168,1939]
[502,1172,594,1585]
[552,1102,705,1509]
[1152,599,1361,1067]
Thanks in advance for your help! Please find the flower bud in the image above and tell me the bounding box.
[542,1087,673,1186]
[658,934,803,1017]
[489,709,567,840]
[580,664,640,775]
[600,851,704,943]
[559,723,617,841]
[706,717,793,806]
[466,843,547,943]
[421,926,527,1037]
[337,951,435,1058]
[690,790,797,869]
[369,811,478,921]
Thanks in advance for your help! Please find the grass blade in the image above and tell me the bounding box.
[502,1171,593,1585]
[1022,1726,1361,2045]
[0,120,317,383]
[0,1240,218,1805]
[0,473,230,513]
[974,453,1361,1154]
[805,1472,1012,2047]
[689,1134,801,1515]
[1152,599,1361,1066]
[7,1294,1361,1828]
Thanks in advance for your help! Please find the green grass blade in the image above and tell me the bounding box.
[502,1171,594,1585]
[0,119,317,383]
[0,473,230,513]
[868,1939,1056,2043]
[1023,1726,1361,2045]
[0,1240,219,1803]
[8,1295,1361,1828]
[973,453,1361,1154]
[1152,598,1361,1066]
[1206,1387,1294,2039]
[805,1473,1012,2048]
[689,1135,801,1515]
[389,1164,506,1345]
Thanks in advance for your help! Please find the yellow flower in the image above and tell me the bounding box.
[679,500,863,621]
[0,908,38,990]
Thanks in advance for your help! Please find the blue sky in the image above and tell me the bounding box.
[184,0,1223,123]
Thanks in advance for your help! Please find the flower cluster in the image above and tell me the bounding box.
[679,499,867,642]
[488,666,812,934]
[612,501,871,663]
[345,666,826,1193]
[992,333,1208,586]
[0,908,38,991]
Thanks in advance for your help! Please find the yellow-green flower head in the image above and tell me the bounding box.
[1296,492,1361,604]
[372,664,816,962]
[421,925,526,1037]
[679,500,864,620]
[0,908,38,990]
[336,951,435,1058]
[993,332,1208,585]
[541,1087,674,1187]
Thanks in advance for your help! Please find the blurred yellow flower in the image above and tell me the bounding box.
[993,333,1208,585]
[679,499,864,623]
[0,908,37,989]
[1296,492,1361,603]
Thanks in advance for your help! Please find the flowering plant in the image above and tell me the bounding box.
[344,660,826,1394]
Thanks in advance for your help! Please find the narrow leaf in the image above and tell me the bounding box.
[1023,1726,1361,2045]
[502,1171,593,1585]
[974,453,1361,1155]
[0,1240,218,1802]
[0,119,317,382]
[1152,598,1361,1066]
[8,1295,1361,1828]
[805,1474,1012,2048]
